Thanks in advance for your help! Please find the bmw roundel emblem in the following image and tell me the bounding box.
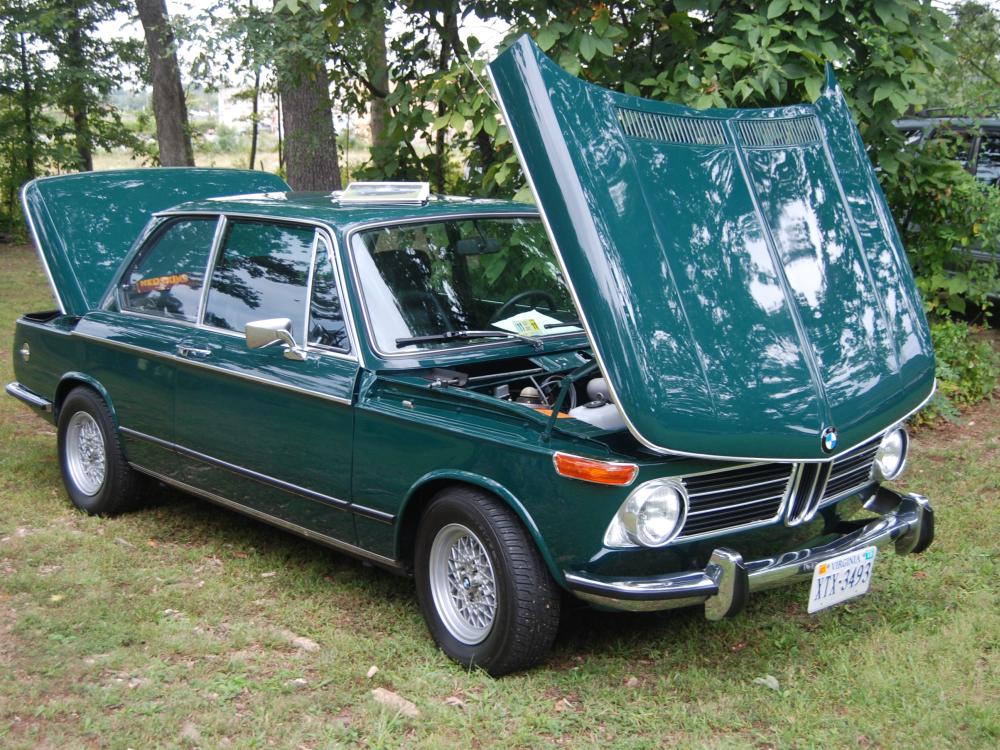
[821,427,838,453]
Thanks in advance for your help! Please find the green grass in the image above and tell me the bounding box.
[1,242,998,748]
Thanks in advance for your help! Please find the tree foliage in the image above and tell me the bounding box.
[0,0,145,232]
[310,0,1000,318]
[925,1,1000,114]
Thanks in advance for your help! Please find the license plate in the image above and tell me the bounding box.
[807,546,878,614]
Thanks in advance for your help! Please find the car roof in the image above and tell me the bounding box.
[161,191,538,230]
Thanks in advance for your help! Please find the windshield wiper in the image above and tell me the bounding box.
[395,329,544,350]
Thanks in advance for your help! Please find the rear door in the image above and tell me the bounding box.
[173,217,358,542]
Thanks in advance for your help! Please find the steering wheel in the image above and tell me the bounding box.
[489,289,557,324]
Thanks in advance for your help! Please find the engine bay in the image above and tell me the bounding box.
[420,351,626,431]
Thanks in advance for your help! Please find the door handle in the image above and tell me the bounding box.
[176,344,212,359]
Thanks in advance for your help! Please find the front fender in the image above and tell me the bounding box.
[397,469,564,584]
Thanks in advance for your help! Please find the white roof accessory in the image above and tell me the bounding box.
[338,181,431,205]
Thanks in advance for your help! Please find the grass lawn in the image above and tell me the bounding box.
[0,241,997,749]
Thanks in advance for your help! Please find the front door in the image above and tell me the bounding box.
[173,218,358,543]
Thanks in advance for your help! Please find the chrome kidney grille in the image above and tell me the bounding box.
[677,435,882,540]
[823,435,882,500]
[678,464,795,539]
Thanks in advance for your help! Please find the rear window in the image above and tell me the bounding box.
[118,217,217,323]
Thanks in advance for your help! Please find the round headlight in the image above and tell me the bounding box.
[621,479,689,547]
[874,428,908,481]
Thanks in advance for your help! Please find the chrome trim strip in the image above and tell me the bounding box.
[303,231,320,346]
[341,212,588,361]
[130,465,403,572]
[119,426,349,511]
[685,493,786,518]
[352,505,395,524]
[488,66,938,464]
[70,331,353,406]
[684,474,792,498]
[121,426,395,524]
[5,381,53,412]
[20,180,67,314]
[198,214,228,323]
[312,233,355,356]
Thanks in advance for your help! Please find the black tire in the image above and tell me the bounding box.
[57,386,143,516]
[414,487,561,676]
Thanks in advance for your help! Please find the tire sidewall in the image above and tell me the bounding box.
[415,492,532,672]
[57,389,118,515]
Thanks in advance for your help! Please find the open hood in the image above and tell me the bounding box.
[23,168,289,316]
[489,36,934,462]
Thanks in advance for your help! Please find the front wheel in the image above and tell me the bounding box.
[57,387,143,516]
[414,487,561,676]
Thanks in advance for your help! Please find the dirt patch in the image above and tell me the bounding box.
[913,393,1000,453]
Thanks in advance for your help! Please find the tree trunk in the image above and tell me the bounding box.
[248,66,260,170]
[277,93,284,172]
[136,0,194,167]
[64,8,92,171]
[280,63,341,191]
[432,8,458,194]
[17,32,36,179]
[366,0,390,151]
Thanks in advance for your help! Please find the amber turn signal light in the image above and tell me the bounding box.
[553,452,639,486]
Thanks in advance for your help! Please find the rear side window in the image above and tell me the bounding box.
[119,217,218,323]
[203,220,315,337]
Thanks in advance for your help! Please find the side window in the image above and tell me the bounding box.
[203,220,315,337]
[119,217,218,323]
[976,131,1000,184]
[308,242,350,352]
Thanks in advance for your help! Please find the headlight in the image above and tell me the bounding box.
[873,428,908,481]
[604,478,689,548]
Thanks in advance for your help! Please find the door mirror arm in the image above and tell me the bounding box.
[245,318,308,361]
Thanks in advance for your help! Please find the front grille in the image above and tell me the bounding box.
[679,463,794,539]
[675,434,883,540]
[823,435,880,501]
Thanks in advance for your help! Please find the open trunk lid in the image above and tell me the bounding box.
[22,168,289,316]
[489,36,934,462]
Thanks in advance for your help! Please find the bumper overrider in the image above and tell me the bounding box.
[564,487,934,616]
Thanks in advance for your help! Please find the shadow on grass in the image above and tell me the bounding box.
[125,479,877,676]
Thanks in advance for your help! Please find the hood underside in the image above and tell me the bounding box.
[489,36,935,462]
[23,168,289,316]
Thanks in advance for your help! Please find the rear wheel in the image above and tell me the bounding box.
[414,487,560,675]
[57,387,143,516]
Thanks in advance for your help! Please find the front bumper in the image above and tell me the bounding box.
[564,487,933,617]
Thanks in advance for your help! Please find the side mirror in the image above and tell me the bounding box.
[245,318,307,361]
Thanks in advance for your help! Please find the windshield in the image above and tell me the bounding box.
[350,216,582,354]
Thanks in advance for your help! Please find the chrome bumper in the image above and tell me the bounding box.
[5,381,52,413]
[564,488,934,616]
